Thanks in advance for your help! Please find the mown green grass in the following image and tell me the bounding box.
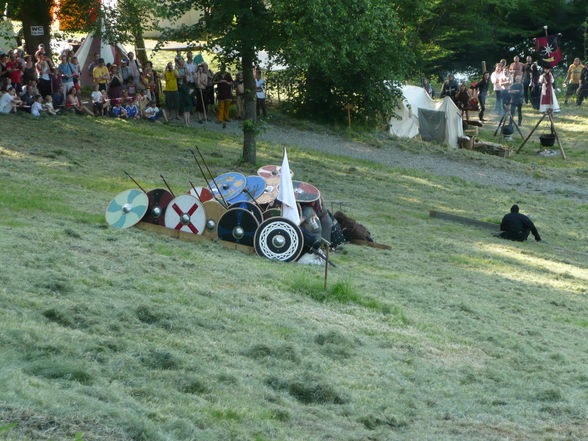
[0,114,587,441]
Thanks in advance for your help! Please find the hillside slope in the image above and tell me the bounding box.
[0,115,587,441]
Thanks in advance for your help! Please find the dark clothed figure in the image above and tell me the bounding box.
[499,205,541,242]
[474,77,489,120]
[530,63,541,110]
[509,82,523,125]
[577,66,588,106]
[440,78,458,100]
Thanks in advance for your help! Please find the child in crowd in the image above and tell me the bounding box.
[125,98,139,120]
[91,84,104,116]
[101,90,111,115]
[111,99,128,119]
[31,95,44,116]
[44,95,59,115]
[143,100,168,122]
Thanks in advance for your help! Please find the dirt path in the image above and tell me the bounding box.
[188,120,588,204]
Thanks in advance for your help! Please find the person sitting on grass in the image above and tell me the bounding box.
[101,90,111,115]
[498,204,541,242]
[65,88,93,116]
[135,89,149,115]
[43,95,59,115]
[143,100,168,123]
[30,95,44,116]
[111,99,128,119]
[0,88,22,114]
[125,98,139,120]
[91,84,103,116]
[20,84,36,109]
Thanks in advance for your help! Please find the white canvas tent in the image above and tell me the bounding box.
[74,31,128,87]
[389,85,463,148]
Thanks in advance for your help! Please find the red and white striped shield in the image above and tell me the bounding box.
[164,194,206,235]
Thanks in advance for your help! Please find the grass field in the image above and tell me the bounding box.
[0,111,587,441]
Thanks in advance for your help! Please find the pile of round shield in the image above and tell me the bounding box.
[105,165,324,263]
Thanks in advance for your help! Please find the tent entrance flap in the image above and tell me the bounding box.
[389,85,463,147]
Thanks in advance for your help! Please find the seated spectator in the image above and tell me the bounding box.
[44,95,59,115]
[20,84,36,108]
[51,68,64,107]
[3,77,13,92]
[143,100,168,122]
[31,95,44,116]
[111,99,128,118]
[91,84,103,116]
[125,98,139,119]
[0,89,22,114]
[65,88,93,115]
[101,90,111,115]
[135,90,149,114]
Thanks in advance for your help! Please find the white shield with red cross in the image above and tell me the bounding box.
[164,194,206,235]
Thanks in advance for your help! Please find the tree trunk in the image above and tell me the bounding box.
[133,28,149,66]
[242,48,257,164]
[19,0,53,57]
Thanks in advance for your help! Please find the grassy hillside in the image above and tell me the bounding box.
[0,114,587,441]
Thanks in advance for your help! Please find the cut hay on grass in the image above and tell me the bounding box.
[0,112,587,441]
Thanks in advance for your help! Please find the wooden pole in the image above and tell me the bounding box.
[123,171,147,193]
[160,175,176,198]
[195,147,229,207]
[323,244,329,290]
[516,112,548,153]
[548,111,567,159]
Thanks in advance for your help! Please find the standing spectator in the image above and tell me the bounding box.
[473,72,490,121]
[93,58,110,91]
[577,62,588,106]
[0,54,9,90]
[127,52,142,87]
[203,63,215,119]
[164,62,180,120]
[538,65,560,113]
[87,52,100,79]
[57,54,76,95]
[522,56,533,104]
[490,64,508,115]
[529,61,541,110]
[421,78,434,98]
[563,57,584,105]
[70,56,81,90]
[108,64,124,101]
[120,58,130,86]
[440,74,458,101]
[509,76,524,125]
[195,64,208,123]
[215,65,233,128]
[22,55,38,86]
[34,44,46,61]
[36,54,52,99]
[186,51,197,97]
[6,53,24,93]
[235,72,245,119]
[255,69,267,119]
[509,56,523,79]
[175,57,192,126]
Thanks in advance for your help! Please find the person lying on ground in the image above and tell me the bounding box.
[499,204,541,242]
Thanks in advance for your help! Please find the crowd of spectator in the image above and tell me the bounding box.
[423,56,587,125]
[0,44,269,127]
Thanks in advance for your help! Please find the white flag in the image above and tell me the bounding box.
[277,149,300,225]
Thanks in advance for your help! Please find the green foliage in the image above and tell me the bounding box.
[0,423,17,432]
[272,0,411,122]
